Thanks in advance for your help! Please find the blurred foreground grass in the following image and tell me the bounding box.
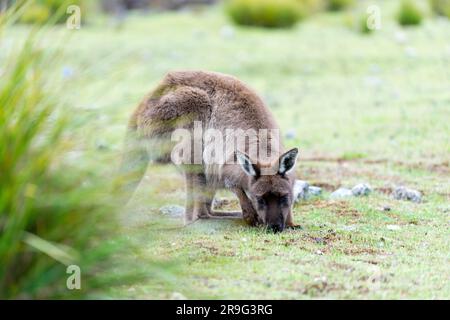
[0,4,172,299]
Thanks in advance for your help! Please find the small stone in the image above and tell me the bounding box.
[192,29,206,39]
[308,186,322,197]
[159,205,185,218]
[169,50,182,60]
[95,139,109,151]
[341,225,357,231]
[392,186,422,203]
[441,206,450,213]
[285,128,297,140]
[62,66,75,79]
[330,188,353,199]
[314,276,327,283]
[212,197,231,209]
[294,180,309,202]
[382,205,391,212]
[170,292,187,300]
[220,25,235,39]
[369,64,381,74]
[352,183,372,196]
[404,46,417,58]
[394,31,407,44]
[364,76,383,88]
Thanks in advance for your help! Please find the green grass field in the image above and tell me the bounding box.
[5,1,449,299]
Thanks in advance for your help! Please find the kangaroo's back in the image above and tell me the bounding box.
[160,70,280,132]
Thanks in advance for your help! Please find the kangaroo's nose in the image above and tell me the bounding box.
[269,223,284,233]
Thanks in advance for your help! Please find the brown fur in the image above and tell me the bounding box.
[119,70,299,232]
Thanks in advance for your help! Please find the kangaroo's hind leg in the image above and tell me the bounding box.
[184,167,213,224]
[184,170,196,224]
[185,170,243,221]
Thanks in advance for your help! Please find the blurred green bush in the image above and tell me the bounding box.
[297,0,326,14]
[226,0,306,28]
[0,5,136,298]
[19,2,51,24]
[397,0,423,26]
[19,0,84,25]
[326,0,354,11]
[343,10,375,35]
[429,0,450,18]
[359,14,373,34]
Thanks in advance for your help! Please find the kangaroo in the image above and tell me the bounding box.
[119,70,299,232]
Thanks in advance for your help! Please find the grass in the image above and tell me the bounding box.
[3,0,449,298]
[0,18,119,298]
[397,0,424,26]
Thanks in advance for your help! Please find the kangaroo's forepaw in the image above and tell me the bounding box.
[287,223,303,230]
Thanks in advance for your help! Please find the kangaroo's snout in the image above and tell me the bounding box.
[268,222,285,233]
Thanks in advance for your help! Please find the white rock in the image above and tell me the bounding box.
[404,46,417,58]
[394,31,408,44]
[341,225,357,231]
[364,75,383,88]
[392,186,422,203]
[330,188,353,199]
[159,205,185,218]
[294,180,323,202]
[314,276,327,283]
[220,25,235,39]
[62,66,75,79]
[352,183,372,196]
[171,292,187,300]
[308,186,322,197]
[294,180,309,201]
[285,128,297,140]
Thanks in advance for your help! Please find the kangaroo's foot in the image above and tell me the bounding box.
[184,206,201,225]
[185,204,211,224]
[207,210,243,219]
[285,211,302,230]
[286,222,303,230]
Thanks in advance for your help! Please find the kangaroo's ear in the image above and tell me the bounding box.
[278,148,299,175]
[236,151,260,177]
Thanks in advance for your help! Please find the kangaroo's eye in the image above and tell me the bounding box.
[256,197,266,208]
[279,195,290,207]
